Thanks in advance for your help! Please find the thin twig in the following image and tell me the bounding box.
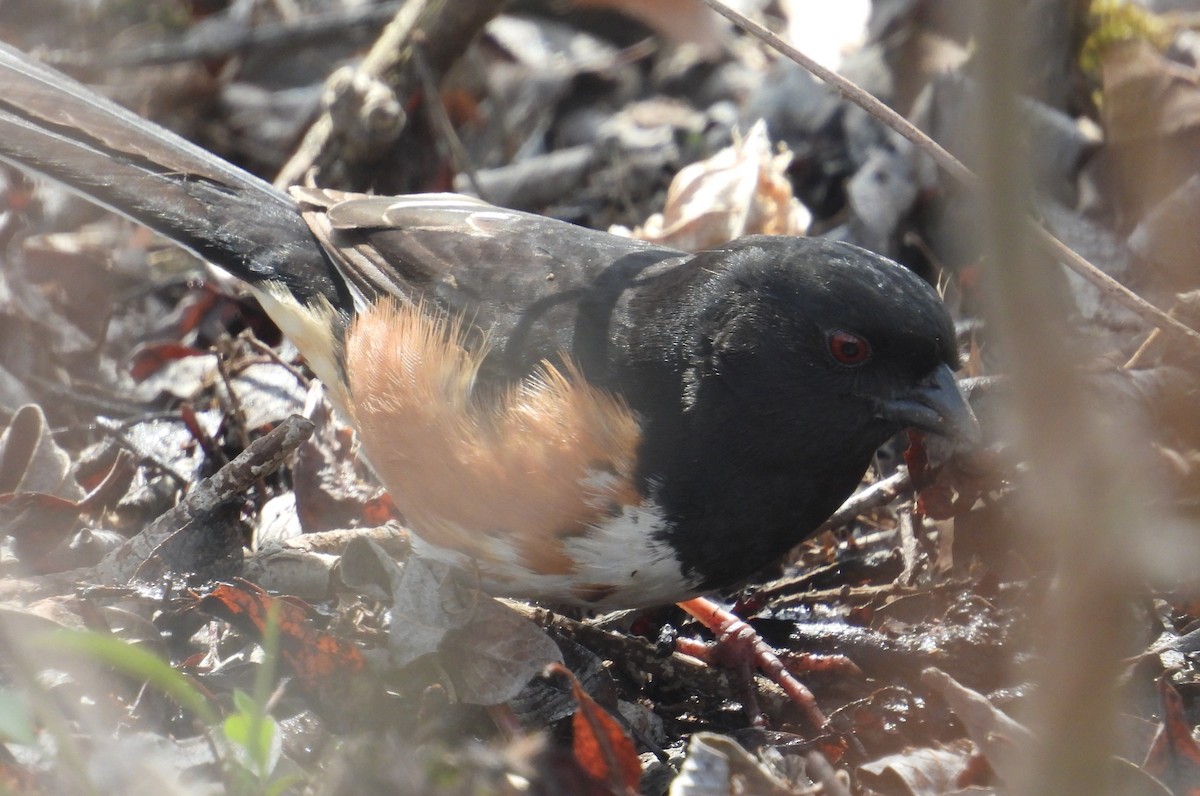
[239,330,312,386]
[697,0,974,186]
[412,42,489,201]
[821,469,912,531]
[897,510,920,586]
[214,342,251,453]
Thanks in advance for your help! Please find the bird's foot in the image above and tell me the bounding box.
[675,597,830,732]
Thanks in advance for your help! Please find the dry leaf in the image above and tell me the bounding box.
[571,0,728,57]
[668,732,800,796]
[1144,676,1200,793]
[613,119,810,251]
[1102,39,1200,145]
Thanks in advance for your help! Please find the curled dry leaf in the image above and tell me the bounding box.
[293,384,388,533]
[668,732,801,796]
[613,119,810,251]
[858,739,985,795]
[0,404,82,499]
[921,667,1031,782]
[0,405,138,571]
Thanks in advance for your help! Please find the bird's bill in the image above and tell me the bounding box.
[878,363,981,446]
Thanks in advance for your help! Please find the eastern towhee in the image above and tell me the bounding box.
[0,42,979,608]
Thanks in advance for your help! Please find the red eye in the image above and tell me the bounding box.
[828,330,871,366]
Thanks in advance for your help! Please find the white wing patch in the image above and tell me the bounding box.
[410,484,698,608]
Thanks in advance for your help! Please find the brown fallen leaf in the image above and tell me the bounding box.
[197,579,387,729]
[1144,676,1200,794]
[1100,38,1200,220]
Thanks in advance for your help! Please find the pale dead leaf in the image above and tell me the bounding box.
[858,740,980,795]
[613,119,810,251]
[379,547,479,668]
[1102,39,1200,144]
[367,541,563,704]
[570,0,729,57]
[0,404,83,499]
[922,667,1031,782]
[668,732,807,796]
[441,599,563,705]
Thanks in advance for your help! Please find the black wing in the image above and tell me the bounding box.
[294,188,690,385]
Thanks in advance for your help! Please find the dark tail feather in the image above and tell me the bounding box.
[0,41,346,309]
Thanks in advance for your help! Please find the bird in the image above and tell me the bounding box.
[0,41,979,610]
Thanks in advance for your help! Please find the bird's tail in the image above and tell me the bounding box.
[0,41,347,309]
